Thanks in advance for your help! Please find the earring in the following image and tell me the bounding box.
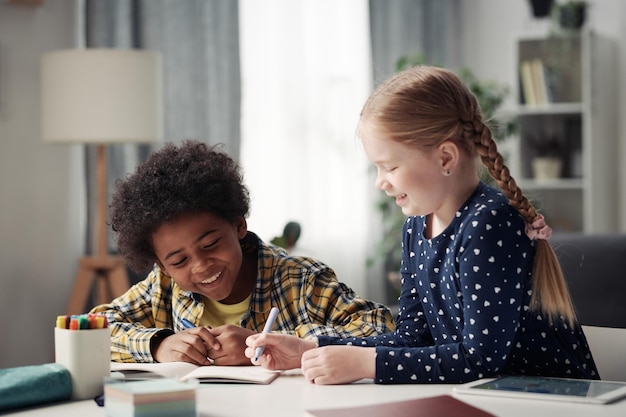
[445,169,452,176]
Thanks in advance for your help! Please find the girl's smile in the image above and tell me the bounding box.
[394,193,407,206]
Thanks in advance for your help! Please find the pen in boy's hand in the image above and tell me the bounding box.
[180,317,216,365]
[181,318,195,329]
[254,307,279,362]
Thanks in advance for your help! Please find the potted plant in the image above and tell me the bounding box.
[554,1,588,30]
[528,134,564,180]
[528,0,555,18]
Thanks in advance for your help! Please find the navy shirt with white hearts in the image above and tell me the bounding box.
[318,182,599,384]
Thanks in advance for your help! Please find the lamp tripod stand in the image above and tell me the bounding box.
[65,144,130,315]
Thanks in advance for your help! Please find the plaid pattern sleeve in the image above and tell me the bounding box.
[293,264,395,338]
[89,270,181,363]
[245,237,396,339]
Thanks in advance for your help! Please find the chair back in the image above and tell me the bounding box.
[581,325,626,382]
[550,233,626,328]
[550,233,626,381]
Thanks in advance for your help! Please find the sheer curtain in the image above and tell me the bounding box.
[367,0,461,304]
[369,0,460,83]
[239,0,381,299]
[239,0,460,302]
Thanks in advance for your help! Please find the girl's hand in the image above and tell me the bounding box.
[206,325,256,366]
[301,345,376,384]
[153,326,219,365]
[245,333,316,370]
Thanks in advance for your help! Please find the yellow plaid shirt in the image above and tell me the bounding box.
[90,232,395,362]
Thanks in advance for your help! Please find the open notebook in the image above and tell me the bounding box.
[110,362,280,385]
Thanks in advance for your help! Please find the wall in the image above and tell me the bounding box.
[0,0,82,367]
[0,0,624,369]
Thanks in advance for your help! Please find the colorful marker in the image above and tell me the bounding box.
[56,315,69,329]
[56,313,108,330]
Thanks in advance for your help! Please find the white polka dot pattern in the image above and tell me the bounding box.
[317,183,599,384]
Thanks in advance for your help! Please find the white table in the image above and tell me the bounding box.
[4,372,626,416]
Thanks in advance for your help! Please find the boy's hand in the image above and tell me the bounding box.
[206,325,256,365]
[153,326,220,365]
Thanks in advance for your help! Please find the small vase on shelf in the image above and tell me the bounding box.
[532,157,562,181]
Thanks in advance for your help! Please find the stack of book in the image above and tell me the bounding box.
[104,379,196,417]
[519,58,558,106]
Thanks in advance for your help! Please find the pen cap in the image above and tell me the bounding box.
[54,327,111,400]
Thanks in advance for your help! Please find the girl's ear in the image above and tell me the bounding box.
[439,140,460,175]
[235,216,248,239]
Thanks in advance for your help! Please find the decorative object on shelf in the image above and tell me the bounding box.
[528,0,555,18]
[529,134,563,158]
[532,157,563,181]
[554,1,587,30]
[528,134,564,180]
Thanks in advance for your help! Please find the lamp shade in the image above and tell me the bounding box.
[41,49,163,144]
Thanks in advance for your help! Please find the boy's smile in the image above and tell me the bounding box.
[200,270,222,285]
[151,211,254,304]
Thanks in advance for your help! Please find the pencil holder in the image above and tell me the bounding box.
[54,327,111,400]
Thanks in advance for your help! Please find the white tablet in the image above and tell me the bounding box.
[453,375,626,404]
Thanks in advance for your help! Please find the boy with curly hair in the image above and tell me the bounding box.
[90,140,395,365]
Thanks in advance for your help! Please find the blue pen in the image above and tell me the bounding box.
[181,318,195,329]
[181,317,215,365]
[253,307,279,362]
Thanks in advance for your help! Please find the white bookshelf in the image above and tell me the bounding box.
[511,30,618,233]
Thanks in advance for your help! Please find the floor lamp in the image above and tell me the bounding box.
[41,49,163,315]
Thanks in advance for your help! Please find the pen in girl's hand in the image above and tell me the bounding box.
[253,307,279,362]
[181,318,195,329]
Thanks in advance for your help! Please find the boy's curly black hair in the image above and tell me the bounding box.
[109,140,250,273]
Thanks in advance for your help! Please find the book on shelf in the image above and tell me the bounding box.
[519,60,537,106]
[304,394,495,417]
[110,361,281,385]
[542,63,560,103]
[520,58,560,106]
[530,58,549,105]
[104,379,196,417]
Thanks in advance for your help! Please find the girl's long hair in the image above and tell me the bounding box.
[361,65,575,325]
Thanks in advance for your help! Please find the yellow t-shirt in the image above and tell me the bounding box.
[199,295,251,327]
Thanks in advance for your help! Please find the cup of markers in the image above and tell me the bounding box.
[54,314,111,400]
[57,313,109,330]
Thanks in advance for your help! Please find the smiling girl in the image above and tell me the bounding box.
[245,65,599,384]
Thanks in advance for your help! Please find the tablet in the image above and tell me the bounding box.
[453,375,626,404]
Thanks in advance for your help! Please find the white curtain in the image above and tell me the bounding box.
[239,0,383,300]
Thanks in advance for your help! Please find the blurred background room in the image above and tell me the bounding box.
[1,0,625,369]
